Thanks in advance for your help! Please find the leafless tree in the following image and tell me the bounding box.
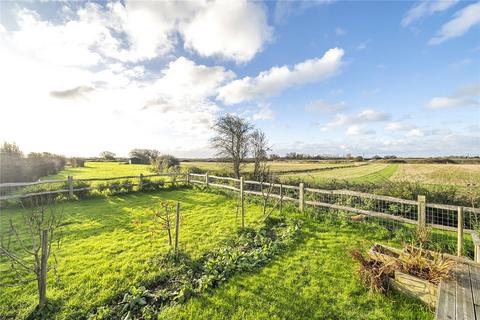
[250,129,271,181]
[210,115,253,179]
[0,198,63,309]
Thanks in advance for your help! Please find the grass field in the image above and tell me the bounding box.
[41,161,480,189]
[43,161,153,180]
[391,164,480,186]
[0,188,432,319]
[279,163,398,184]
[181,160,355,174]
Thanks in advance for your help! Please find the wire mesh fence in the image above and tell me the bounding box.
[187,173,480,259]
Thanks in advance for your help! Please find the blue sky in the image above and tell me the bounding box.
[0,0,479,157]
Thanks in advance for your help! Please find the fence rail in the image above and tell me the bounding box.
[0,173,187,201]
[187,173,480,261]
[2,172,480,261]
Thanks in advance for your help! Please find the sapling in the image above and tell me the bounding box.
[0,197,63,309]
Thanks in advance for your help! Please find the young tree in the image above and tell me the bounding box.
[0,199,64,309]
[99,151,116,160]
[250,129,271,180]
[210,115,253,178]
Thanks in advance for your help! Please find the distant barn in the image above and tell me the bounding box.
[129,157,144,164]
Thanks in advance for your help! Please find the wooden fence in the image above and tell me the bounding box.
[2,172,480,261]
[187,173,480,262]
[0,173,186,201]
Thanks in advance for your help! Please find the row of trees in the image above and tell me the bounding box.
[0,142,67,183]
[210,114,270,179]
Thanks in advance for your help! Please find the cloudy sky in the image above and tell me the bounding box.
[0,0,479,158]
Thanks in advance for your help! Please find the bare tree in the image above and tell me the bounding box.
[210,115,253,179]
[250,129,271,181]
[0,199,63,309]
[99,151,116,160]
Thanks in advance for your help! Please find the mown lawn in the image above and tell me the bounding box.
[0,187,433,319]
[159,209,433,320]
[0,188,266,319]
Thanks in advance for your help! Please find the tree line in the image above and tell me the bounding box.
[0,142,67,183]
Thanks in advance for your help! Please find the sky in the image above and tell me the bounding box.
[0,0,479,158]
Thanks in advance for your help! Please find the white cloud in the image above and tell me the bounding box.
[401,0,458,27]
[182,0,272,63]
[305,100,346,113]
[429,2,480,45]
[335,27,346,36]
[252,103,276,121]
[6,1,272,65]
[427,84,480,108]
[346,125,375,136]
[385,122,417,131]
[406,128,425,137]
[322,109,390,131]
[218,47,345,105]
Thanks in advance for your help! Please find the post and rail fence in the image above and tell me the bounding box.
[1,172,480,261]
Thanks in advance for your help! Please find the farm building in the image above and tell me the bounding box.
[128,157,147,164]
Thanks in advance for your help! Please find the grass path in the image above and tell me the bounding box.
[160,213,432,320]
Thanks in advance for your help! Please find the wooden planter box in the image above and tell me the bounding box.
[389,271,437,307]
[368,243,440,307]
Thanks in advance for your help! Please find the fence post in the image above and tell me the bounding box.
[279,184,283,213]
[417,195,426,227]
[457,206,464,257]
[39,229,48,307]
[299,183,304,213]
[186,173,190,185]
[240,177,245,228]
[139,173,144,191]
[205,172,209,187]
[67,176,73,198]
[174,202,180,257]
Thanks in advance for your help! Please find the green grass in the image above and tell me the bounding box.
[279,163,398,184]
[159,213,433,320]
[0,188,432,320]
[181,161,355,174]
[43,161,153,180]
[0,188,266,319]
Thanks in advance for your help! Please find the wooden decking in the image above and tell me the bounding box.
[436,262,480,320]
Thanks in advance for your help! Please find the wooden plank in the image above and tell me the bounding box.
[436,279,456,320]
[456,263,475,320]
[468,265,480,320]
[0,179,67,187]
[391,271,437,307]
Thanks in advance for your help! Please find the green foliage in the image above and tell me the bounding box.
[88,217,302,319]
[154,155,180,173]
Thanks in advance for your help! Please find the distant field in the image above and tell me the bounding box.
[42,161,480,188]
[391,164,480,186]
[43,161,153,180]
[181,161,355,174]
[279,163,398,184]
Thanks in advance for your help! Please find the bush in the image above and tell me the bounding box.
[153,155,180,173]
